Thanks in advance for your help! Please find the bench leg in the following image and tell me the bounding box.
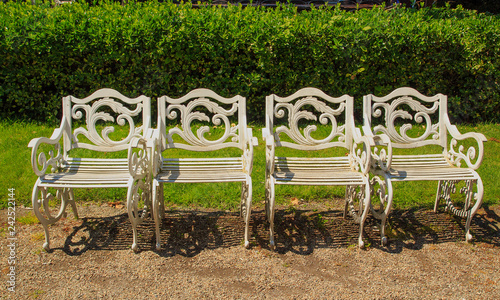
[67,189,79,219]
[152,181,163,250]
[240,182,248,219]
[265,178,276,250]
[242,180,253,248]
[345,184,371,248]
[369,175,393,246]
[127,178,150,252]
[434,180,443,213]
[31,181,75,251]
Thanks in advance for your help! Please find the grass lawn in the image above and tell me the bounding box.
[1,121,498,211]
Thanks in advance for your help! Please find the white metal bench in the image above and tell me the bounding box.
[363,87,487,245]
[151,88,257,250]
[28,89,152,251]
[262,88,374,249]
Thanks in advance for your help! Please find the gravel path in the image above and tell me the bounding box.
[2,201,499,299]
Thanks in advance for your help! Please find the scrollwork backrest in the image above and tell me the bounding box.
[364,87,446,149]
[65,88,151,152]
[268,88,352,150]
[159,89,246,151]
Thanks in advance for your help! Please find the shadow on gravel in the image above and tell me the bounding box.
[57,204,500,256]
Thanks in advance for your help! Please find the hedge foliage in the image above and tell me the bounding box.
[1,1,499,124]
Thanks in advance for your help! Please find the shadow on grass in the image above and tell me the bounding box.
[57,205,500,256]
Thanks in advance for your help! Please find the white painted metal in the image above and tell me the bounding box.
[363,87,487,245]
[28,88,152,252]
[263,87,374,249]
[152,88,257,250]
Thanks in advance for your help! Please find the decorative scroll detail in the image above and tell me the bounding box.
[127,178,151,252]
[242,133,255,174]
[350,140,369,175]
[167,97,239,146]
[32,187,78,250]
[72,97,143,147]
[274,97,346,145]
[436,179,483,242]
[447,138,479,168]
[345,185,366,224]
[369,176,389,220]
[36,143,63,176]
[371,143,391,172]
[438,180,476,218]
[369,175,393,245]
[128,138,149,180]
[372,96,440,144]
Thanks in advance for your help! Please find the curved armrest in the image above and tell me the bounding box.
[351,128,375,175]
[128,137,150,179]
[243,128,256,174]
[28,121,68,177]
[446,123,487,170]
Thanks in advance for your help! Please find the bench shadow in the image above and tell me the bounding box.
[252,205,500,255]
[58,205,500,256]
[60,210,244,257]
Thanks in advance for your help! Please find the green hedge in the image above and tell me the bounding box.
[1,1,499,124]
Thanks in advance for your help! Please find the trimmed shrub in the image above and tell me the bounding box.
[1,2,499,124]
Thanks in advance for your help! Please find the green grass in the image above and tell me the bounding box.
[0,121,499,211]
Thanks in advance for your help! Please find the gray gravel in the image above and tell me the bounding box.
[1,202,499,299]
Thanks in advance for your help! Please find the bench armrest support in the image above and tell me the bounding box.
[128,136,151,180]
[262,128,275,177]
[446,122,487,170]
[28,119,69,177]
[243,128,256,174]
[351,128,375,175]
[361,124,393,171]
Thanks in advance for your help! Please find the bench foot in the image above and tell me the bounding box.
[358,237,364,249]
[466,232,473,243]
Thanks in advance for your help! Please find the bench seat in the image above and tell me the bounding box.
[273,157,365,185]
[387,155,479,181]
[157,158,248,183]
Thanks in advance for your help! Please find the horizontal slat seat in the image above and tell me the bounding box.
[387,155,479,181]
[157,157,248,183]
[273,156,364,186]
[40,159,132,187]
